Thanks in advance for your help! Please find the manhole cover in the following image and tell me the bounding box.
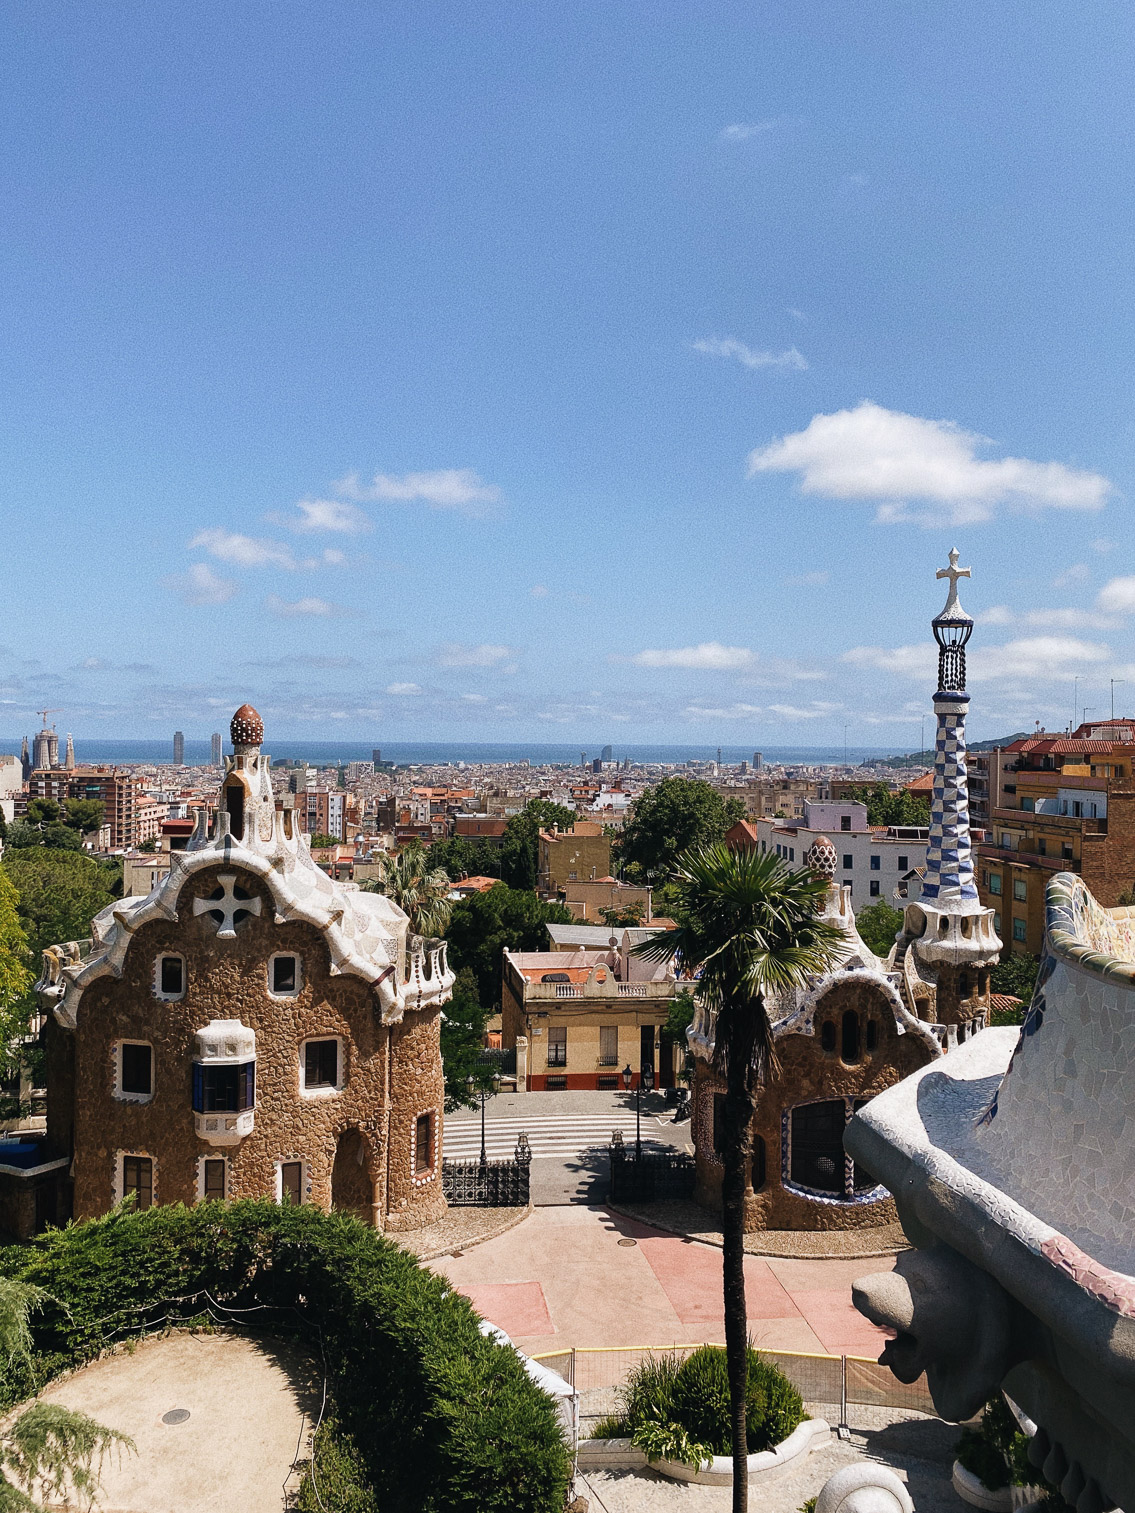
[617,1238,637,1247]
[162,1409,191,1425]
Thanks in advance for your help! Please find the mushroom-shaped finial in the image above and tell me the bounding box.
[230,704,264,749]
[804,834,838,881]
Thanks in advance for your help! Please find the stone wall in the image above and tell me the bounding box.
[60,861,445,1231]
[693,978,936,1231]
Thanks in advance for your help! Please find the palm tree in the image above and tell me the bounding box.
[364,845,453,937]
[635,843,842,1513]
[0,1276,134,1509]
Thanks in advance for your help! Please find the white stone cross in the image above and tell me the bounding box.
[936,547,971,614]
[193,872,262,940]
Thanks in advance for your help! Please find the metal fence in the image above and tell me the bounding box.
[442,1133,531,1207]
[607,1135,696,1203]
[530,1343,936,1424]
[478,1046,517,1075]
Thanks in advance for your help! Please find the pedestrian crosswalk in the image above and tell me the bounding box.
[443,1112,675,1162]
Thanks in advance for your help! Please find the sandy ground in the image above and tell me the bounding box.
[31,1332,318,1513]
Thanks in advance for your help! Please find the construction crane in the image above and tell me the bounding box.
[36,707,61,726]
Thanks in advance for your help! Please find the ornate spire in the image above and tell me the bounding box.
[932,548,974,694]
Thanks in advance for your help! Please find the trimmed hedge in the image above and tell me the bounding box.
[0,1201,571,1512]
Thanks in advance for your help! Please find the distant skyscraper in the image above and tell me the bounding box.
[173,731,185,765]
[601,745,612,762]
[580,752,587,767]
[591,757,602,774]
[717,747,722,766]
[372,748,381,770]
[64,733,75,770]
[753,751,762,771]
[20,736,30,780]
[211,732,222,766]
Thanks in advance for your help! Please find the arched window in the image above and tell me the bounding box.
[820,1021,836,1053]
[224,782,245,840]
[865,1019,878,1053]
[789,1101,845,1194]
[841,1010,860,1064]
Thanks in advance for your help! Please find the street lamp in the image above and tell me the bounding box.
[466,1070,502,1166]
[622,1061,653,1159]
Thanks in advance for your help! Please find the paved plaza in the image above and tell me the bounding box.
[430,1204,895,1357]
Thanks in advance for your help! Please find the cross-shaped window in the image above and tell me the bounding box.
[192,873,262,940]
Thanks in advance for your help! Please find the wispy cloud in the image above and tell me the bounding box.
[842,643,938,679]
[748,401,1112,526]
[264,595,350,619]
[435,642,515,668]
[844,635,1110,683]
[337,469,501,516]
[683,702,762,720]
[719,121,778,142]
[290,498,371,534]
[693,338,807,372]
[385,682,422,695]
[631,642,755,671]
[165,562,239,606]
[529,584,549,598]
[1097,576,1135,615]
[1054,563,1090,587]
[191,528,297,569]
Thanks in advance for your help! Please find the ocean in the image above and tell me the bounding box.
[0,737,907,768]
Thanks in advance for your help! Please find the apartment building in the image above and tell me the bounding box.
[721,778,828,822]
[500,934,680,1091]
[976,725,1135,954]
[537,822,611,894]
[28,767,141,849]
[729,801,929,914]
[303,789,345,841]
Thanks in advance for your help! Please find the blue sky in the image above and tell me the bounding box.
[3,1,1135,747]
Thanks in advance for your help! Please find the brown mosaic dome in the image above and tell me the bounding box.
[230,704,264,747]
[805,834,838,880]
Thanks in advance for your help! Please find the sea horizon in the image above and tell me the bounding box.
[0,736,911,769]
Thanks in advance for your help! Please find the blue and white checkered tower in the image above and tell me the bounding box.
[905,550,1001,974]
[922,548,979,905]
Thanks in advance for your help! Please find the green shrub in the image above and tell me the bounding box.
[0,1201,571,1513]
[608,1344,806,1458]
[296,1410,375,1512]
[631,1417,711,1470]
[955,1396,1031,1492]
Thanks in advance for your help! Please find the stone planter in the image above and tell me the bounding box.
[952,1460,1013,1512]
[580,1419,830,1485]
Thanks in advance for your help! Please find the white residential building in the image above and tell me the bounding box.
[753,800,928,913]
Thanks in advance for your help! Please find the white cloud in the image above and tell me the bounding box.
[461,693,487,703]
[747,401,1112,526]
[320,548,348,567]
[264,595,347,618]
[385,682,422,695]
[683,702,762,720]
[291,497,371,534]
[719,121,777,141]
[977,604,1118,631]
[436,642,514,668]
[1096,577,1135,615]
[767,702,838,720]
[337,469,501,515]
[693,338,807,372]
[1054,563,1089,587]
[842,643,938,679]
[1092,538,1117,554]
[971,636,1110,682]
[529,584,549,598]
[632,642,755,670]
[165,562,239,606]
[191,528,296,569]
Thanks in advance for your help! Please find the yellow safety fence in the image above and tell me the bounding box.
[530,1344,936,1422]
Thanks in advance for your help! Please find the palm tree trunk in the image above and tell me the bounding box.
[722,1041,755,1513]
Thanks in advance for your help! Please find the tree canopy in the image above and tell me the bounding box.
[838,783,930,828]
[0,851,116,966]
[6,798,105,853]
[854,900,904,958]
[614,778,746,885]
[362,846,452,936]
[445,883,574,1008]
[0,870,33,1049]
[990,952,1039,1005]
[439,967,492,1110]
[426,835,503,883]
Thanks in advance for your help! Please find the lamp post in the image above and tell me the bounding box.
[466,1070,501,1166]
[622,1061,654,1159]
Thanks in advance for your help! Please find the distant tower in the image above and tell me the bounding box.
[211,732,222,766]
[580,752,586,768]
[33,725,52,772]
[601,745,612,762]
[46,728,59,768]
[20,737,30,781]
[63,733,75,770]
[753,751,762,772]
[173,731,185,765]
[372,748,382,771]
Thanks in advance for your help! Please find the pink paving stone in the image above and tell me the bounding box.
[785,1287,890,1356]
[456,1281,554,1338]
[637,1236,803,1330]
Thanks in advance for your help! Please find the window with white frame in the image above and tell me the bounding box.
[302,1037,342,1094]
[120,1153,154,1210]
[278,1160,307,1206]
[199,1156,227,1202]
[270,953,301,997]
[115,1041,153,1102]
[154,954,185,1000]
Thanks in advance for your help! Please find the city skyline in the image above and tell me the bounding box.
[4,5,1135,744]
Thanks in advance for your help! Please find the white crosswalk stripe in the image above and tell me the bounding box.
[443,1113,674,1161]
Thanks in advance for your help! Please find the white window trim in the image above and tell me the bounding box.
[197,1154,229,1202]
[299,1035,345,1098]
[275,1157,311,1205]
[113,1040,154,1104]
[153,954,186,1002]
[114,1149,157,1208]
[268,952,303,1000]
[411,1108,439,1186]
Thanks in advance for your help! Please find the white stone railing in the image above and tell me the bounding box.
[555,984,583,998]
